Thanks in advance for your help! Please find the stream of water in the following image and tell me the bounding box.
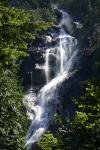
[23,10,79,147]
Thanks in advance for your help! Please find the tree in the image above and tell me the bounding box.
[0,69,28,150]
[73,78,100,149]
[0,1,54,149]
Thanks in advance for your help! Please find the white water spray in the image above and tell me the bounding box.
[24,10,79,147]
[45,49,50,83]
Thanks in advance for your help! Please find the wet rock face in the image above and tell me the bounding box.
[20,52,46,88]
[20,27,60,89]
[30,143,41,150]
[55,9,62,23]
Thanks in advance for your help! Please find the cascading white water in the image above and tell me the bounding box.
[24,10,79,147]
[45,48,50,83]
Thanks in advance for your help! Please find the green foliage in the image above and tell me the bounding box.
[0,4,31,149]
[0,1,54,150]
[38,131,59,150]
[0,68,28,150]
[73,112,88,127]
[73,78,100,149]
[0,5,30,66]
[0,4,54,67]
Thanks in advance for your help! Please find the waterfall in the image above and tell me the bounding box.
[24,10,79,147]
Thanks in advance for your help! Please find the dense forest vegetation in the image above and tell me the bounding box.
[0,0,100,150]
